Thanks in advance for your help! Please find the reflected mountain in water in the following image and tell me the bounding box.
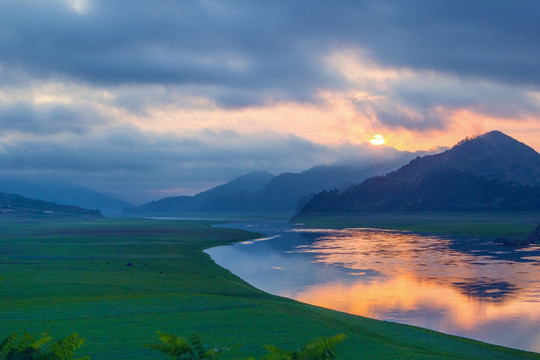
[451,280,518,302]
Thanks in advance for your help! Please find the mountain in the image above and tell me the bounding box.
[124,171,275,214]
[399,131,540,186]
[0,177,133,215]
[297,131,540,214]
[197,162,404,213]
[125,158,410,215]
[0,192,104,218]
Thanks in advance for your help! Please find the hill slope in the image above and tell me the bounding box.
[298,131,540,214]
[400,131,540,186]
[0,177,132,215]
[0,192,104,218]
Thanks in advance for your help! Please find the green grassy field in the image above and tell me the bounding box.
[1,217,539,359]
[293,211,540,238]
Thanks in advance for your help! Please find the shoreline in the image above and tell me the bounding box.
[290,211,540,238]
[209,219,540,353]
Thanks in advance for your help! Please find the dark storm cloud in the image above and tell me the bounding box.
[2,0,539,109]
[356,0,540,87]
[0,0,337,107]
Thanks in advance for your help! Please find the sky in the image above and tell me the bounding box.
[1,0,540,203]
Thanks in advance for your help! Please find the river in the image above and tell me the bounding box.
[206,220,540,352]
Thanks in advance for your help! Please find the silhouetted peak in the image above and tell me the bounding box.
[454,130,532,150]
[394,130,540,187]
[449,130,537,159]
[297,131,540,214]
[480,130,509,140]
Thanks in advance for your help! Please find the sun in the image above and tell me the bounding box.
[370,134,386,146]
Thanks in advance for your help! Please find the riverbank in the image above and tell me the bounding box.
[292,211,540,238]
[1,217,539,359]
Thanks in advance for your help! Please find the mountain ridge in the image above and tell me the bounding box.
[403,131,540,186]
[124,171,275,214]
[124,158,413,215]
[297,131,540,214]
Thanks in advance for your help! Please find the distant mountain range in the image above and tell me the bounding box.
[125,170,275,214]
[6,130,534,217]
[0,177,132,215]
[124,158,412,215]
[297,131,540,214]
[0,192,104,218]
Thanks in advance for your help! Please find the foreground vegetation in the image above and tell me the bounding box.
[1,218,539,359]
[0,331,344,360]
[0,331,88,360]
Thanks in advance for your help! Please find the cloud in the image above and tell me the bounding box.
[0,0,342,108]
[370,74,540,130]
[2,1,540,123]
[0,125,408,203]
[1,0,540,202]
[3,1,540,91]
[349,0,540,88]
[324,49,540,131]
[0,101,109,135]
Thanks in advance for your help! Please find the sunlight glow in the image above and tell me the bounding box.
[370,134,386,146]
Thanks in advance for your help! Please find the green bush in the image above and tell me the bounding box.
[1,331,345,360]
[146,332,346,360]
[0,331,88,360]
[261,334,346,360]
[146,332,234,360]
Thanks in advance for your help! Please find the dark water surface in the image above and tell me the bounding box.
[206,221,540,352]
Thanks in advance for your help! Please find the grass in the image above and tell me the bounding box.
[1,217,539,359]
[292,211,540,238]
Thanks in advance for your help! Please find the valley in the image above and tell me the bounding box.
[1,217,539,359]
[2,131,540,359]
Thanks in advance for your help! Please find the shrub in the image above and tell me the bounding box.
[146,332,233,360]
[147,332,346,360]
[0,331,88,360]
[262,334,346,360]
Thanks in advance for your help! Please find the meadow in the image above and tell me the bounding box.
[1,217,539,359]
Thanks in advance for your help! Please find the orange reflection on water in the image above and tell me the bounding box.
[291,228,540,347]
[294,273,540,333]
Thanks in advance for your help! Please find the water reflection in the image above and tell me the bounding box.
[207,222,540,352]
